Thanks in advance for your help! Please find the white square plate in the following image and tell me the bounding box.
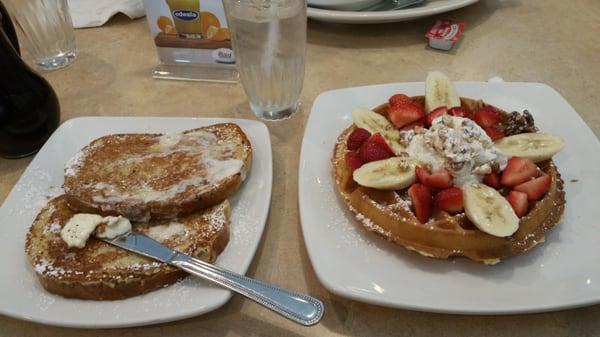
[0,117,272,328]
[299,82,600,314]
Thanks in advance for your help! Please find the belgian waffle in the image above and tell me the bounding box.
[333,97,566,264]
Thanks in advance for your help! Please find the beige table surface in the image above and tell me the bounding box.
[2,0,600,336]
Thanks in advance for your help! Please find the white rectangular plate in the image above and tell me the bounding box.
[299,82,600,314]
[0,117,272,328]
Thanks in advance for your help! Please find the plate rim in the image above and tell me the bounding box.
[299,81,600,314]
[0,116,273,328]
[307,0,480,23]
[307,0,383,11]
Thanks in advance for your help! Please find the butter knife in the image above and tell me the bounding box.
[101,232,324,326]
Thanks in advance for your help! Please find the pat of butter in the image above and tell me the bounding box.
[60,214,131,248]
[96,216,132,240]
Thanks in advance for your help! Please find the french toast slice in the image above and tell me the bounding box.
[64,123,252,221]
[25,195,230,300]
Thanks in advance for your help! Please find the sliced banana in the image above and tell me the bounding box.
[425,71,461,113]
[495,132,564,163]
[352,107,405,154]
[353,157,417,190]
[463,183,519,237]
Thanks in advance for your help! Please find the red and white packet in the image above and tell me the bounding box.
[426,20,465,50]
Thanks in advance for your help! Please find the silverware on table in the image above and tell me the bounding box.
[101,232,324,326]
[360,0,424,11]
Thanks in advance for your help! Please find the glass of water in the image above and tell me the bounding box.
[223,0,306,120]
[3,0,76,70]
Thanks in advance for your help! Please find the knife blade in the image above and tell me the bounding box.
[102,232,324,326]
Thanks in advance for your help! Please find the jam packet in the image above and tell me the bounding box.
[426,20,465,51]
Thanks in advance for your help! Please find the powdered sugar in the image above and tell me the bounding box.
[203,201,228,234]
[64,138,105,178]
[8,166,62,217]
[228,196,252,248]
[126,261,163,272]
[354,209,392,238]
[64,149,85,178]
[34,259,66,278]
[43,222,61,235]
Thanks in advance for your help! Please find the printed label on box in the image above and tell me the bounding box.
[144,0,235,66]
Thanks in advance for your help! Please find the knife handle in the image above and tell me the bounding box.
[172,256,324,326]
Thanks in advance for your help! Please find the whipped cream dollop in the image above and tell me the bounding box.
[405,115,507,187]
[60,214,132,248]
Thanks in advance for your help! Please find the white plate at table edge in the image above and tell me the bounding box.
[308,0,479,24]
[299,81,600,314]
[0,117,272,328]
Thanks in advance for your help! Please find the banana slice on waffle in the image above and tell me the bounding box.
[463,183,519,237]
[352,108,405,155]
[353,156,417,190]
[495,133,564,162]
[425,71,461,112]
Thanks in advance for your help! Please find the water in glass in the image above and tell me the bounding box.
[225,0,306,120]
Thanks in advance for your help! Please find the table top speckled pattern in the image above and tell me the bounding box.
[1,0,600,336]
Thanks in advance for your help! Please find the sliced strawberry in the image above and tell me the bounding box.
[514,174,551,201]
[369,133,395,155]
[359,142,391,163]
[345,151,363,172]
[358,134,393,163]
[434,187,464,213]
[507,190,528,217]
[448,107,471,118]
[346,128,372,150]
[473,106,501,128]
[425,106,448,127]
[388,101,425,129]
[484,126,505,141]
[408,183,432,223]
[415,166,453,189]
[399,118,425,131]
[388,94,412,107]
[500,157,538,187]
[415,166,429,182]
[483,173,501,189]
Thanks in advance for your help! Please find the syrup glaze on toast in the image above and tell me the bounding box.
[64,123,252,222]
[25,195,230,300]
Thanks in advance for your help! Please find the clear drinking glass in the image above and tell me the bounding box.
[3,0,76,70]
[223,0,306,120]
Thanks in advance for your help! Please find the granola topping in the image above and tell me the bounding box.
[502,110,537,136]
[408,115,507,186]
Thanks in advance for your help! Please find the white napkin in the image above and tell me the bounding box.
[68,0,145,28]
